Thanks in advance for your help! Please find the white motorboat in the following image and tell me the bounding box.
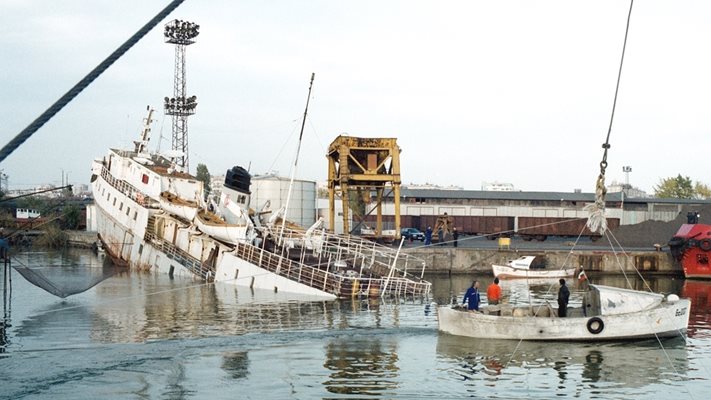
[492,255,575,279]
[438,284,690,341]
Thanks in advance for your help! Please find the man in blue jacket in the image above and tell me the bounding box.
[424,226,433,245]
[463,280,481,311]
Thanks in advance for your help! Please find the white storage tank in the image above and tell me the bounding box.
[250,174,317,229]
[316,198,351,235]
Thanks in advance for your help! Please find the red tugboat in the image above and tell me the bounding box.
[669,222,711,278]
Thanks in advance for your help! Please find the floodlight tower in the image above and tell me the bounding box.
[163,19,199,172]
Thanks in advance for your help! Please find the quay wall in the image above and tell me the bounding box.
[66,230,98,248]
[407,247,680,276]
[65,230,681,276]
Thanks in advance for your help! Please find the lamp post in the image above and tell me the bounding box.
[622,166,632,196]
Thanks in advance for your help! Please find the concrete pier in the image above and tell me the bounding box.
[66,230,99,248]
[407,247,680,276]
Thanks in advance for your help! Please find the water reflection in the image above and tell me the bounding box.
[221,351,249,380]
[436,333,689,388]
[323,338,399,396]
[2,250,710,399]
[5,260,423,350]
[681,280,711,338]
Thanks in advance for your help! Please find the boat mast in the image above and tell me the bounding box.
[280,73,315,241]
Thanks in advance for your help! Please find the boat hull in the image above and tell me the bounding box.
[492,264,575,279]
[679,248,711,278]
[93,171,337,298]
[669,223,711,278]
[437,300,690,341]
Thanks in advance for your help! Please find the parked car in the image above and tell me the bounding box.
[401,228,425,241]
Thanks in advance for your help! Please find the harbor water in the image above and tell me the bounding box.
[1,249,710,399]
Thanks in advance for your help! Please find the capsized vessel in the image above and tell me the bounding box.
[90,108,431,299]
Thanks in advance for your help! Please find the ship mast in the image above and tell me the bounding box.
[279,73,315,243]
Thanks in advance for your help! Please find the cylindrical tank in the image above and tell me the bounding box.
[250,174,317,228]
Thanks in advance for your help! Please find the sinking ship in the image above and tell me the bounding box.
[89,108,431,299]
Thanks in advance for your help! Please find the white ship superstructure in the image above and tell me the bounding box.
[90,108,431,299]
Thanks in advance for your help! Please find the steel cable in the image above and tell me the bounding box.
[0,0,187,164]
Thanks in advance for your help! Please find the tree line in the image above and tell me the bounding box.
[654,174,711,199]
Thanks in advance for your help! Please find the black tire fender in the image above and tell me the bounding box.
[699,239,711,251]
[587,317,604,334]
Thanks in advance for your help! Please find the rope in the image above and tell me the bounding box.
[0,0,187,164]
[586,0,634,235]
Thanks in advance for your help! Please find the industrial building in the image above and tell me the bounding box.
[360,188,711,240]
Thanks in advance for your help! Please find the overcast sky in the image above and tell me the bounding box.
[1,0,710,194]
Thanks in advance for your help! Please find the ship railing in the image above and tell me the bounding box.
[269,226,429,282]
[232,241,341,294]
[145,231,214,279]
[100,166,154,208]
[232,240,431,298]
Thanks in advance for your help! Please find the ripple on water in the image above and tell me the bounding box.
[3,251,711,399]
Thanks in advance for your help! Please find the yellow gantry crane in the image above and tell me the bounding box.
[327,135,402,240]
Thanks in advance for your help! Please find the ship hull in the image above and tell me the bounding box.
[92,170,337,298]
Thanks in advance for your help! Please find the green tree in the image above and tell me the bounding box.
[695,182,711,199]
[16,195,46,210]
[195,163,211,200]
[62,204,81,229]
[654,174,695,198]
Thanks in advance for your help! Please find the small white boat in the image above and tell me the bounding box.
[438,284,690,341]
[492,255,575,279]
[194,209,252,244]
[159,191,199,221]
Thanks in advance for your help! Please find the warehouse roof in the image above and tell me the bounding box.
[390,188,711,205]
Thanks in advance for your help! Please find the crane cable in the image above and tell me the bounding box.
[0,0,187,164]
[586,0,634,235]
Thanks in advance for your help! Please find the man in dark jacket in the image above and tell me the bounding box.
[558,278,570,317]
[463,280,481,311]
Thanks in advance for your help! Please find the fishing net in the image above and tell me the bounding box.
[11,258,120,298]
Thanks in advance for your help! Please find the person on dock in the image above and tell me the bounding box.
[463,280,481,311]
[437,227,444,246]
[487,278,501,305]
[452,228,459,247]
[558,278,570,317]
[425,226,433,245]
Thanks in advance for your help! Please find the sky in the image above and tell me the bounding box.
[1,0,710,194]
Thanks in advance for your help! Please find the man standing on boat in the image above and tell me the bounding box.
[463,280,481,311]
[558,278,570,317]
[487,278,502,305]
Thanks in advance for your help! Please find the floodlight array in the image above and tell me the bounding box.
[164,19,199,44]
[164,95,197,116]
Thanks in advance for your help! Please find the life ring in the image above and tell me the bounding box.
[586,317,604,334]
[699,239,711,251]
